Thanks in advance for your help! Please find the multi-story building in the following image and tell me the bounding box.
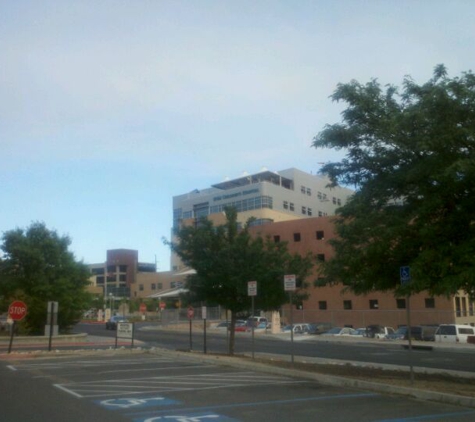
[171,168,353,271]
[249,216,475,328]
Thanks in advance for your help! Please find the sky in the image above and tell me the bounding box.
[1,0,474,270]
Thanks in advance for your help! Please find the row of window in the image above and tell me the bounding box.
[283,201,327,217]
[300,185,312,196]
[139,282,164,291]
[96,275,127,284]
[274,230,325,243]
[316,298,436,310]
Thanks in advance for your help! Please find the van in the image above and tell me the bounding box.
[434,324,475,343]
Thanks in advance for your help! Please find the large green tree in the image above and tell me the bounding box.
[313,65,475,297]
[167,207,314,354]
[0,222,92,334]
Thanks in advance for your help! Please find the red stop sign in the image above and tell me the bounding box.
[139,303,147,313]
[187,306,194,319]
[8,301,28,321]
[159,302,166,310]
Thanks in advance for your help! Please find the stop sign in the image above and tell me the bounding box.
[139,303,147,313]
[159,302,166,310]
[187,306,194,319]
[8,301,27,321]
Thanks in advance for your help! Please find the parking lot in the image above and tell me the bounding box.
[2,349,475,421]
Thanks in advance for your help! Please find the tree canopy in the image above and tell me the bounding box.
[0,222,92,334]
[166,207,314,354]
[313,65,475,297]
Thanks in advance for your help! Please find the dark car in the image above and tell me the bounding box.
[105,315,128,330]
[307,322,332,335]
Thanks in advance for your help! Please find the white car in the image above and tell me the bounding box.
[322,327,358,336]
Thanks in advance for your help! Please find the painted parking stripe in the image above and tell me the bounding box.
[133,412,238,422]
[55,371,306,398]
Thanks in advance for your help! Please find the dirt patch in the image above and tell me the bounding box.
[248,356,475,398]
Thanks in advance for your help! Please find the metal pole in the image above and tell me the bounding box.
[203,317,207,354]
[8,321,16,354]
[251,296,255,359]
[48,302,54,352]
[406,295,414,385]
[189,318,192,351]
[290,292,294,365]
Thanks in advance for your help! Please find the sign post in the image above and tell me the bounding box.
[8,300,27,354]
[187,306,194,350]
[47,301,59,352]
[202,306,207,354]
[284,275,296,365]
[248,281,257,359]
[400,266,414,385]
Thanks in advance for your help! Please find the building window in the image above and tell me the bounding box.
[158,282,163,290]
[139,284,144,291]
[316,230,324,240]
[343,300,352,310]
[302,206,306,214]
[332,197,337,204]
[318,211,323,217]
[274,235,280,243]
[96,276,104,285]
[293,233,301,242]
[396,299,406,309]
[119,274,126,282]
[317,254,325,262]
[307,208,312,216]
[337,198,341,206]
[151,283,156,290]
[425,298,435,308]
[306,187,311,196]
[283,201,289,209]
[301,185,306,194]
[319,301,327,310]
[289,202,295,211]
[119,265,127,272]
[369,300,379,309]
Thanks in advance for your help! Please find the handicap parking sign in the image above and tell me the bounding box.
[400,266,411,284]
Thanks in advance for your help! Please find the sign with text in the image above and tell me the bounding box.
[284,274,296,291]
[8,301,27,321]
[248,281,257,296]
[117,322,134,339]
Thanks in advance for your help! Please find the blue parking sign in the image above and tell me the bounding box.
[400,266,411,284]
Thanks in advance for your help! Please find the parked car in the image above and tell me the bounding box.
[434,324,475,343]
[386,325,438,341]
[247,316,268,327]
[321,327,357,336]
[282,323,310,334]
[352,328,367,337]
[307,322,333,335]
[105,315,128,330]
[366,325,395,339]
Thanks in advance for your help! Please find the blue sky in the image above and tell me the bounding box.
[1,1,474,270]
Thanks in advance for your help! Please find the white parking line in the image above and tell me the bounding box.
[55,371,306,398]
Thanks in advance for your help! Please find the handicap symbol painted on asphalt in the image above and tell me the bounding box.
[97,396,178,410]
[134,412,239,422]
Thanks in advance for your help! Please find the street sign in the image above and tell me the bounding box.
[159,302,166,310]
[284,274,296,291]
[139,303,147,313]
[201,306,207,320]
[400,266,411,285]
[187,306,194,320]
[117,322,134,339]
[8,300,27,321]
[248,281,257,296]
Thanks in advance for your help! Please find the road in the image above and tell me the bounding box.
[76,322,475,374]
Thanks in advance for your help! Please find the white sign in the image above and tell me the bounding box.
[202,306,207,320]
[284,274,296,291]
[248,281,257,296]
[117,322,133,339]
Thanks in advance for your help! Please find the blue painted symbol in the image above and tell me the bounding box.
[97,396,178,410]
[134,412,239,422]
[400,266,411,284]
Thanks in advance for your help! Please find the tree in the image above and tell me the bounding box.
[0,222,92,334]
[166,207,314,354]
[313,65,475,297]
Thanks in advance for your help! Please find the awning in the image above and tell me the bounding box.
[147,287,188,299]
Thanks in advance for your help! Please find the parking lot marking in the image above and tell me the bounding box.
[98,396,179,410]
[134,412,237,422]
[375,409,475,421]
[128,392,379,420]
[55,371,306,398]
